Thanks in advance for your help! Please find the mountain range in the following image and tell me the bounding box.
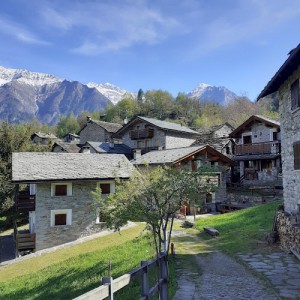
[0,66,238,124]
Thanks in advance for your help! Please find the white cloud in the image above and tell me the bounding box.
[39,0,182,55]
[0,17,49,45]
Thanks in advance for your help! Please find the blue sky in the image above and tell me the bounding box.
[1,0,300,101]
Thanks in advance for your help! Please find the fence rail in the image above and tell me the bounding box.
[73,253,168,300]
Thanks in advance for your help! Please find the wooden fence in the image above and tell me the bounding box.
[73,253,168,300]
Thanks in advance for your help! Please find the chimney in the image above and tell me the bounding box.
[80,146,91,154]
[133,149,141,160]
[86,116,92,123]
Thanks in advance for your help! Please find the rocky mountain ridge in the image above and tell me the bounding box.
[0,66,239,124]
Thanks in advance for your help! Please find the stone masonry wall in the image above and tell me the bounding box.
[276,210,300,254]
[80,122,108,144]
[279,65,300,213]
[35,181,107,251]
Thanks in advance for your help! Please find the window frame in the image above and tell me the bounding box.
[291,79,300,111]
[50,209,72,227]
[293,141,300,170]
[51,183,72,197]
[97,181,115,197]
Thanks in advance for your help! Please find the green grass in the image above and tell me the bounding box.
[0,223,177,300]
[194,200,283,254]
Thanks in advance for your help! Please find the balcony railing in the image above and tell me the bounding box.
[16,190,35,212]
[235,141,281,156]
[130,128,154,140]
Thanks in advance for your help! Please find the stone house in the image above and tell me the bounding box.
[113,116,200,154]
[257,43,300,254]
[229,115,281,184]
[12,152,135,251]
[193,123,235,156]
[132,145,234,213]
[83,141,133,159]
[31,132,57,145]
[63,133,80,143]
[51,141,81,153]
[79,116,122,144]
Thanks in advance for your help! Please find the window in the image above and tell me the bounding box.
[273,132,278,141]
[100,183,110,195]
[293,141,300,170]
[50,209,72,226]
[51,183,72,196]
[291,79,300,110]
[55,214,67,225]
[55,185,67,196]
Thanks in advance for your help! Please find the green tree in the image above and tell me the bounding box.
[56,112,81,138]
[93,165,217,255]
[0,121,50,215]
[142,90,174,119]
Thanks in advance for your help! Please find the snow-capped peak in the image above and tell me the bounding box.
[87,82,135,105]
[0,66,62,87]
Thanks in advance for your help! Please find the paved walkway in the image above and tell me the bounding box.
[238,252,300,299]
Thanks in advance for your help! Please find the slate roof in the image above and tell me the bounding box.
[63,133,80,139]
[78,119,122,134]
[86,142,132,155]
[52,141,81,153]
[197,123,234,135]
[258,43,300,99]
[31,132,57,139]
[12,153,135,183]
[132,145,233,165]
[114,116,199,136]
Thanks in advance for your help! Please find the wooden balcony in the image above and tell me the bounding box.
[130,128,154,140]
[16,191,35,212]
[16,232,35,251]
[235,141,281,156]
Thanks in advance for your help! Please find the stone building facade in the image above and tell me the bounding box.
[31,181,114,250]
[12,152,134,251]
[132,145,234,212]
[114,116,199,153]
[229,115,281,184]
[79,117,122,144]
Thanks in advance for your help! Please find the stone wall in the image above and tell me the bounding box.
[276,210,300,254]
[80,122,110,144]
[35,181,109,251]
[279,65,300,213]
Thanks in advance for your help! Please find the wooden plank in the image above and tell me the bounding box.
[73,285,109,300]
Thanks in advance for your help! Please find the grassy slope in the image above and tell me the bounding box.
[194,200,282,254]
[0,224,156,300]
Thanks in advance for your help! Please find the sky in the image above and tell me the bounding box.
[1,0,300,101]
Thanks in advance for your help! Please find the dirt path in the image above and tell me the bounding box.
[172,227,279,300]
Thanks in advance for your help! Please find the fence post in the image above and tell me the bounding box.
[159,253,168,300]
[141,260,149,299]
[101,276,113,300]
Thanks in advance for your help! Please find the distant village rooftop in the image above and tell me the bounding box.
[114,116,199,136]
[132,145,233,166]
[78,117,122,134]
[12,152,135,183]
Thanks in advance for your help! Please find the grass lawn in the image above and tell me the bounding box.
[194,200,283,254]
[0,223,177,300]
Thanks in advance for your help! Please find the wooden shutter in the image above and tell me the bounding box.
[55,214,67,225]
[55,185,67,196]
[291,79,299,110]
[293,142,300,170]
[100,183,111,194]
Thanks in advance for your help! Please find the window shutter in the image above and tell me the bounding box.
[291,79,299,110]
[55,214,67,225]
[293,142,300,170]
